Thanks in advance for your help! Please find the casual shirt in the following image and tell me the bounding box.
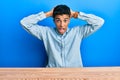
[20,11,104,67]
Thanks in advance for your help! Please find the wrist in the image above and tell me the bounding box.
[45,11,52,17]
[74,12,79,18]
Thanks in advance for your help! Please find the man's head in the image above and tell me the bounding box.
[53,5,71,35]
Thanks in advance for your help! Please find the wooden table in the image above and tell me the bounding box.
[0,67,120,80]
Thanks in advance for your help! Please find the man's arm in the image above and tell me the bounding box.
[20,10,53,40]
[45,9,53,17]
[71,11,104,38]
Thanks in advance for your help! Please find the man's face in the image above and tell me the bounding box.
[54,14,70,35]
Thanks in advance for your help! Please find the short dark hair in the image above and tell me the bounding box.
[53,5,71,18]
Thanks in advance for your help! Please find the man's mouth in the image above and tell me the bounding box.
[58,28,65,34]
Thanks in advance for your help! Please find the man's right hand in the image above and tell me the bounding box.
[45,9,53,17]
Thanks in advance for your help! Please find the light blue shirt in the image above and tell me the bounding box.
[20,11,104,67]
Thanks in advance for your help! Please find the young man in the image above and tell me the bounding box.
[20,5,104,67]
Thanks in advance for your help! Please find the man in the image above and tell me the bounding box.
[20,5,104,67]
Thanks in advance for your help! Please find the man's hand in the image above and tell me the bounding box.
[71,10,79,18]
[45,9,53,17]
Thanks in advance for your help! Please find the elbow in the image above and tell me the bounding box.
[20,18,28,28]
[92,18,105,29]
[99,18,105,26]
[20,18,25,26]
[20,19,23,26]
[20,18,26,26]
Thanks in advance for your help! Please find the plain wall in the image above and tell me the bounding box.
[0,0,120,67]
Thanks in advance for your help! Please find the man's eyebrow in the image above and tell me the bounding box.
[55,18,60,20]
[64,18,69,20]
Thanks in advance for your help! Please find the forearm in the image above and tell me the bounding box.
[20,11,48,40]
[20,11,46,29]
[77,12,105,38]
[78,12,104,27]
[45,11,53,17]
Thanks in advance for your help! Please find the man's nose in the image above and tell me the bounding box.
[60,22,64,27]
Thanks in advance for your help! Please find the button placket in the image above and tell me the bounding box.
[61,36,65,67]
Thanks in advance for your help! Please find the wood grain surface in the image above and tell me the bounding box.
[0,67,120,80]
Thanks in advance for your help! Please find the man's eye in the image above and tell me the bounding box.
[56,20,60,22]
[64,20,67,22]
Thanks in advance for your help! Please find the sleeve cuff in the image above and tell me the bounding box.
[78,12,85,18]
[78,12,88,20]
[37,11,46,20]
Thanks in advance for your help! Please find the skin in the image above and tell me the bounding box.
[54,14,70,34]
[45,8,78,35]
